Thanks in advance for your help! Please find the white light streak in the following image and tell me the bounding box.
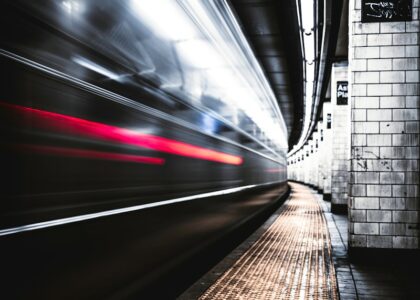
[0,181,282,236]
[130,0,288,153]
[176,40,226,69]
[61,0,82,14]
[131,0,197,41]
[72,56,121,81]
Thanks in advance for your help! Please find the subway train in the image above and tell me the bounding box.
[0,1,289,298]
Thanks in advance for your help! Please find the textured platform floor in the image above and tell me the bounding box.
[188,182,339,300]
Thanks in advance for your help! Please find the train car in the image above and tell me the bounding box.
[0,0,289,298]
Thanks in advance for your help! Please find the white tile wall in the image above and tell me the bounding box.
[349,0,420,250]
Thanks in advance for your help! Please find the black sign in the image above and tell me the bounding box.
[362,0,412,23]
[337,81,348,105]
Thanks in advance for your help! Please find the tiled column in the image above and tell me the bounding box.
[312,127,321,191]
[296,150,302,182]
[321,102,333,200]
[290,152,297,182]
[317,121,325,192]
[308,142,314,186]
[300,148,306,183]
[331,63,350,214]
[349,0,420,253]
[288,155,294,181]
[299,149,305,182]
[303,144,311,184]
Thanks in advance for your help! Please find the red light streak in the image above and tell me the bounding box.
[265,168,282,173]
[16,144,165,165]
[2,103,243,165]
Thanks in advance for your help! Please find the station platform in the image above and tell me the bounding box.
[180,182,419,300]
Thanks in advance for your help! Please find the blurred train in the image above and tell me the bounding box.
[0,0,289,298]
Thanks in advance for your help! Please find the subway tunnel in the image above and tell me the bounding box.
[0,0,419,299]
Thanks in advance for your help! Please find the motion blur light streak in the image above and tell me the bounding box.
[0,181,283,237]
[13,144,165,165]
[265,168,282,173]
[2,103,243,165]
[72,56,121,81]
[0,1,288,297]
[131,0,288,151]
[131,0,198,41]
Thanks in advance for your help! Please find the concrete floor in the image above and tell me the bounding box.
[318,190,420,300]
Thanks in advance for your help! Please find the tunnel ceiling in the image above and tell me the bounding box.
[231,0,304,149]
